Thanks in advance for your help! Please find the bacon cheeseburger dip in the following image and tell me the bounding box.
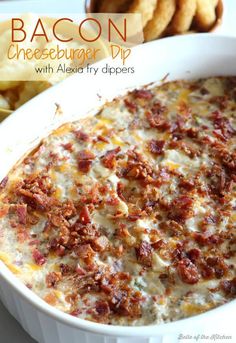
[0,77,235,326]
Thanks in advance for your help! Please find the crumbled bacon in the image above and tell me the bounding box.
[0,205,9,218]
[127,165,149,179]
[177,258,200,284]
[199,262,214,279]
[77,150,95,160]
[76,244,95,260]
[74,271,102,292]
[128,213,142,221]
[117,182,126,201]
[46,272,61,288]
[74,130,89,142]
[60,263,72,276]
[0,176,8,189]
[222,152,236,171]
[171,242,186,261]
[159,220,184,237]
[211,110,235,140]
[72,221,99,245]
[193,233,223,246]
[77,150,95,173]
[61,200,76,218]
[33,193,55,211]
[169,140,199,158]
[26,283,33,289]
[27,212,40,225]
[108,288,142,318]
[152,239,166,250]
[133,89,153,100]
[210,96,228,111]
[16,204,27,225]
[116,224,130,239]
[213,129,227,142]
[101,147,121,169]
[179,178,195,190]
[124,99,137,113]
[32,249,46,265]
[48,152,60,165]
[76,264,86,275]
[146,103,169,131]
[206,256,219,267]
[29,239,40,246]
[171,120,184,137]
[79,183,100,205]
[56,245,66,257]
[62,143,73,152]
[78,160,93,173]
[220,278,236,296]
[148,139,165,155]
[97,135,109,143]
[17,226,29,243]
[206,164,234,199]
[70,309,82,317]
[186,248,201,263]
[48,212,68,228]
[205,256,228,279]
[95,300,110,316]
[121,150,153,181]
[178,100,191,117]
[92,235,109,252]
[106,195,120,206]
[135,241,153,267]
[168,196,194,223]
[17,175,56,211]
[186,127,198,138]
[79,205,91,224]
[151,102,167,116]
[19,174,52,195]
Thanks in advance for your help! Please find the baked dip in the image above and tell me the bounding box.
[0,77,235,325]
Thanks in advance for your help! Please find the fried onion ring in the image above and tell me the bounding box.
[129,0,158,28]
[171,0,197,34]
[195,0,218,31]
[144,0,176,41]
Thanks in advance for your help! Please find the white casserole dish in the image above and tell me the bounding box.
[0,34,235,343]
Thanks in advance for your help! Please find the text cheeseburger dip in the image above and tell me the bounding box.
[0,77,235,326]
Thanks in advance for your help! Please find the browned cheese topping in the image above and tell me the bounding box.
[0,77,235,325]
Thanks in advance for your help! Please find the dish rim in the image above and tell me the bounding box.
[0,33,235,337]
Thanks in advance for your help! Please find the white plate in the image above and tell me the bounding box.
[0,34,236,343]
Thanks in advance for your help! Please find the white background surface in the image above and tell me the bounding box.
[0,0,235,342]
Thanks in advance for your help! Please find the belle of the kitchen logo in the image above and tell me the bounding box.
[8,16,143,66]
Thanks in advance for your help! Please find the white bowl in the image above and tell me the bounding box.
[0,34,235,343]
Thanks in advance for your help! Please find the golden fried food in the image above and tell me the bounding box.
[98,0,131,13]
[195,0,218,31]
[144,0,176,41]
[171,0,197,34]
[129,0,158,27]
[0,81,20,91]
